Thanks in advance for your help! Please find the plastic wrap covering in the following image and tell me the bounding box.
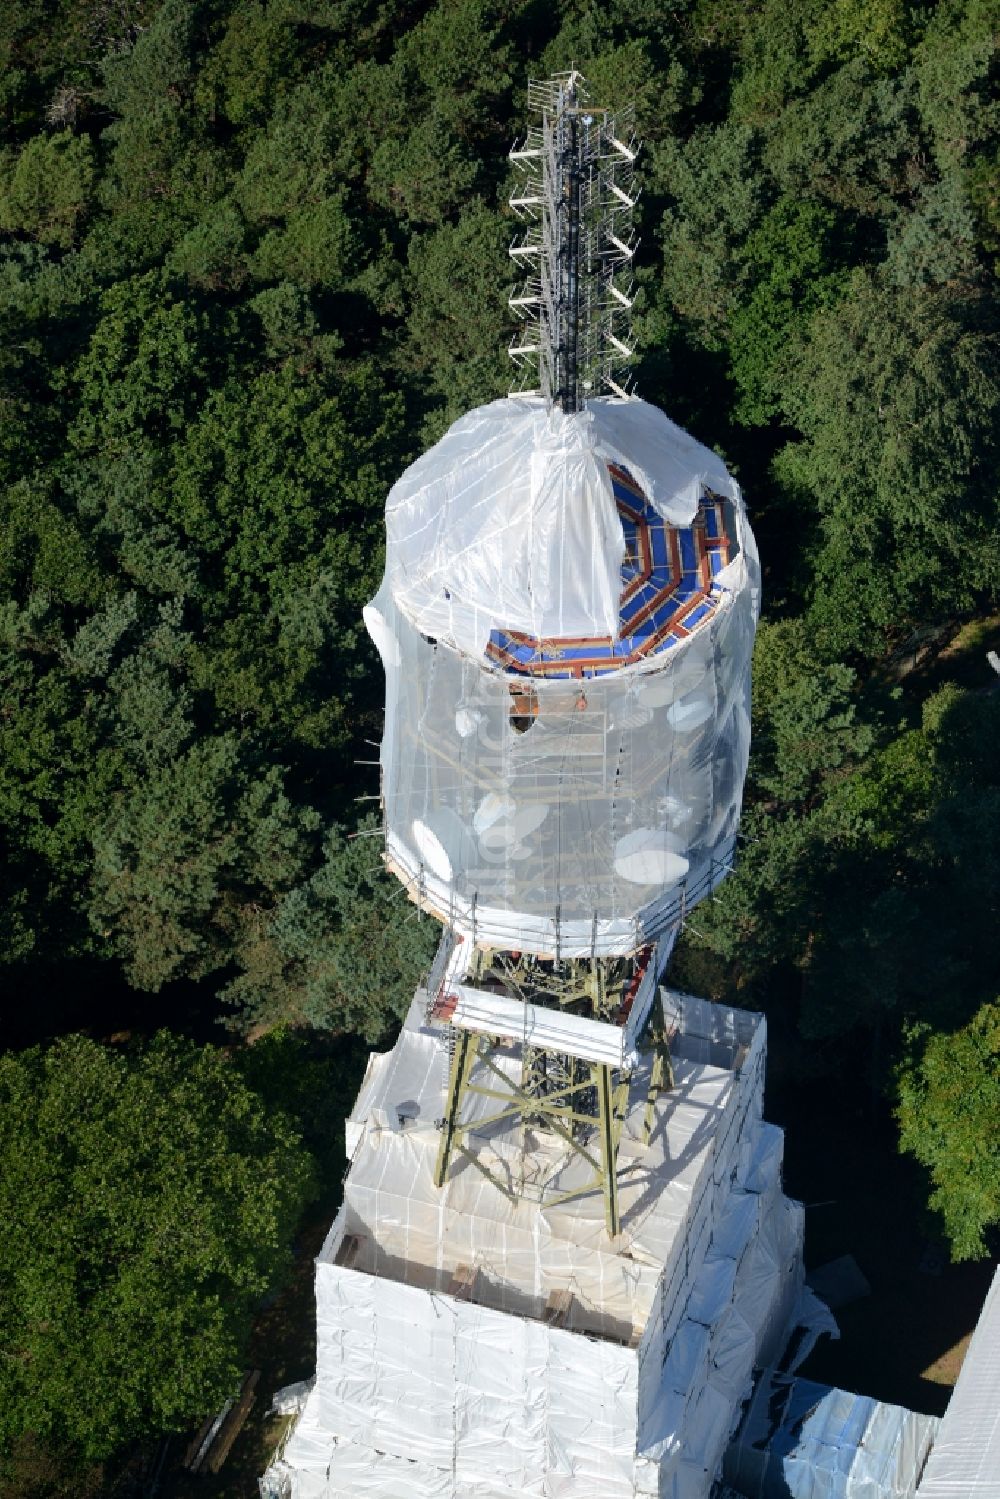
[263,992,808,1499]
[916,1265,1000,1498]
[381,397,737,656]
[725,1374,940,1499]
[367,398,759,955]
[308,1260,637,1496]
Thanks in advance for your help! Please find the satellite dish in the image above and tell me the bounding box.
[474,792,516,835]
[614,828,689,886]
[411,808,471,882]
[665,694,713,733]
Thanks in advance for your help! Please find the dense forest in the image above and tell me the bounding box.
[2,0,999,1487]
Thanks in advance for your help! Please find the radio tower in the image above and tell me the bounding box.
[508,70,638,407]
[263,73,817,1499]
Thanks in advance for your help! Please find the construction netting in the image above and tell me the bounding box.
[262,992,809,1499]
[365,396,760,956]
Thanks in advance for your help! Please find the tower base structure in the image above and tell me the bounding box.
[262,989,807,1499]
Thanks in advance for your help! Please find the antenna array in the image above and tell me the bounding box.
[508,71,640,410]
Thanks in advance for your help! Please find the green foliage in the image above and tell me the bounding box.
[0,130,95,247]
[728,197,848,424]
[235,1026,370,1191]
[0,1032,316,1457]
[778,276,1000,654]
[749,617,873,803]
[897,1003,1000,1259]
[89,736,317,990]
[404,202,509,410]
[223,816,438,1041]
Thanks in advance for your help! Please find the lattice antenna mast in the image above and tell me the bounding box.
[508,71,639,409]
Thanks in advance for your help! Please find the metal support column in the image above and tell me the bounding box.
[596,1062,625,1239]
[435,1028,476,1188]
[643,1034,675,1146]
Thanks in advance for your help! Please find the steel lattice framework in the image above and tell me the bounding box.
[508,71,640,409]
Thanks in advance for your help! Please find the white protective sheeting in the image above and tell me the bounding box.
[917,1265,1000,1498]
[264,991,810,1499]
[382,397,733,656]
[368,396,760,956]
[725,1373,940,1499]
[447,981,640,1067]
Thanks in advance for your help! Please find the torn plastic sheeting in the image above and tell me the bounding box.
[385,401,625,654]
[783,1285,842,1377]
[382,396,735,657]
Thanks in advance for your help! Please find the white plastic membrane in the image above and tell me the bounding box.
[382,397,734,656]
[916,1266,1000,1498]
[367,395,760,956]
[725,1372,940,1499]
[263,993,809,1499]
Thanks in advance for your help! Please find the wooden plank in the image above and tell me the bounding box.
[183,1412,219,1471]
[335,1232,363,1268]
[448,1264,478,1301]
[543,1289,573,1328]
[205,1369,261,1474]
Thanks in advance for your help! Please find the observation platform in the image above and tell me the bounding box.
[486,470,732,679]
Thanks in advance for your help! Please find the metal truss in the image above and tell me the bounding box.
[432,952,673,1239]
[434,1029,632,1237]
[508,70,640,410]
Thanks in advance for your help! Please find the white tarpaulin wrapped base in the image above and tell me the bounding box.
[365,395,760,956]
[262,992,806,1499]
